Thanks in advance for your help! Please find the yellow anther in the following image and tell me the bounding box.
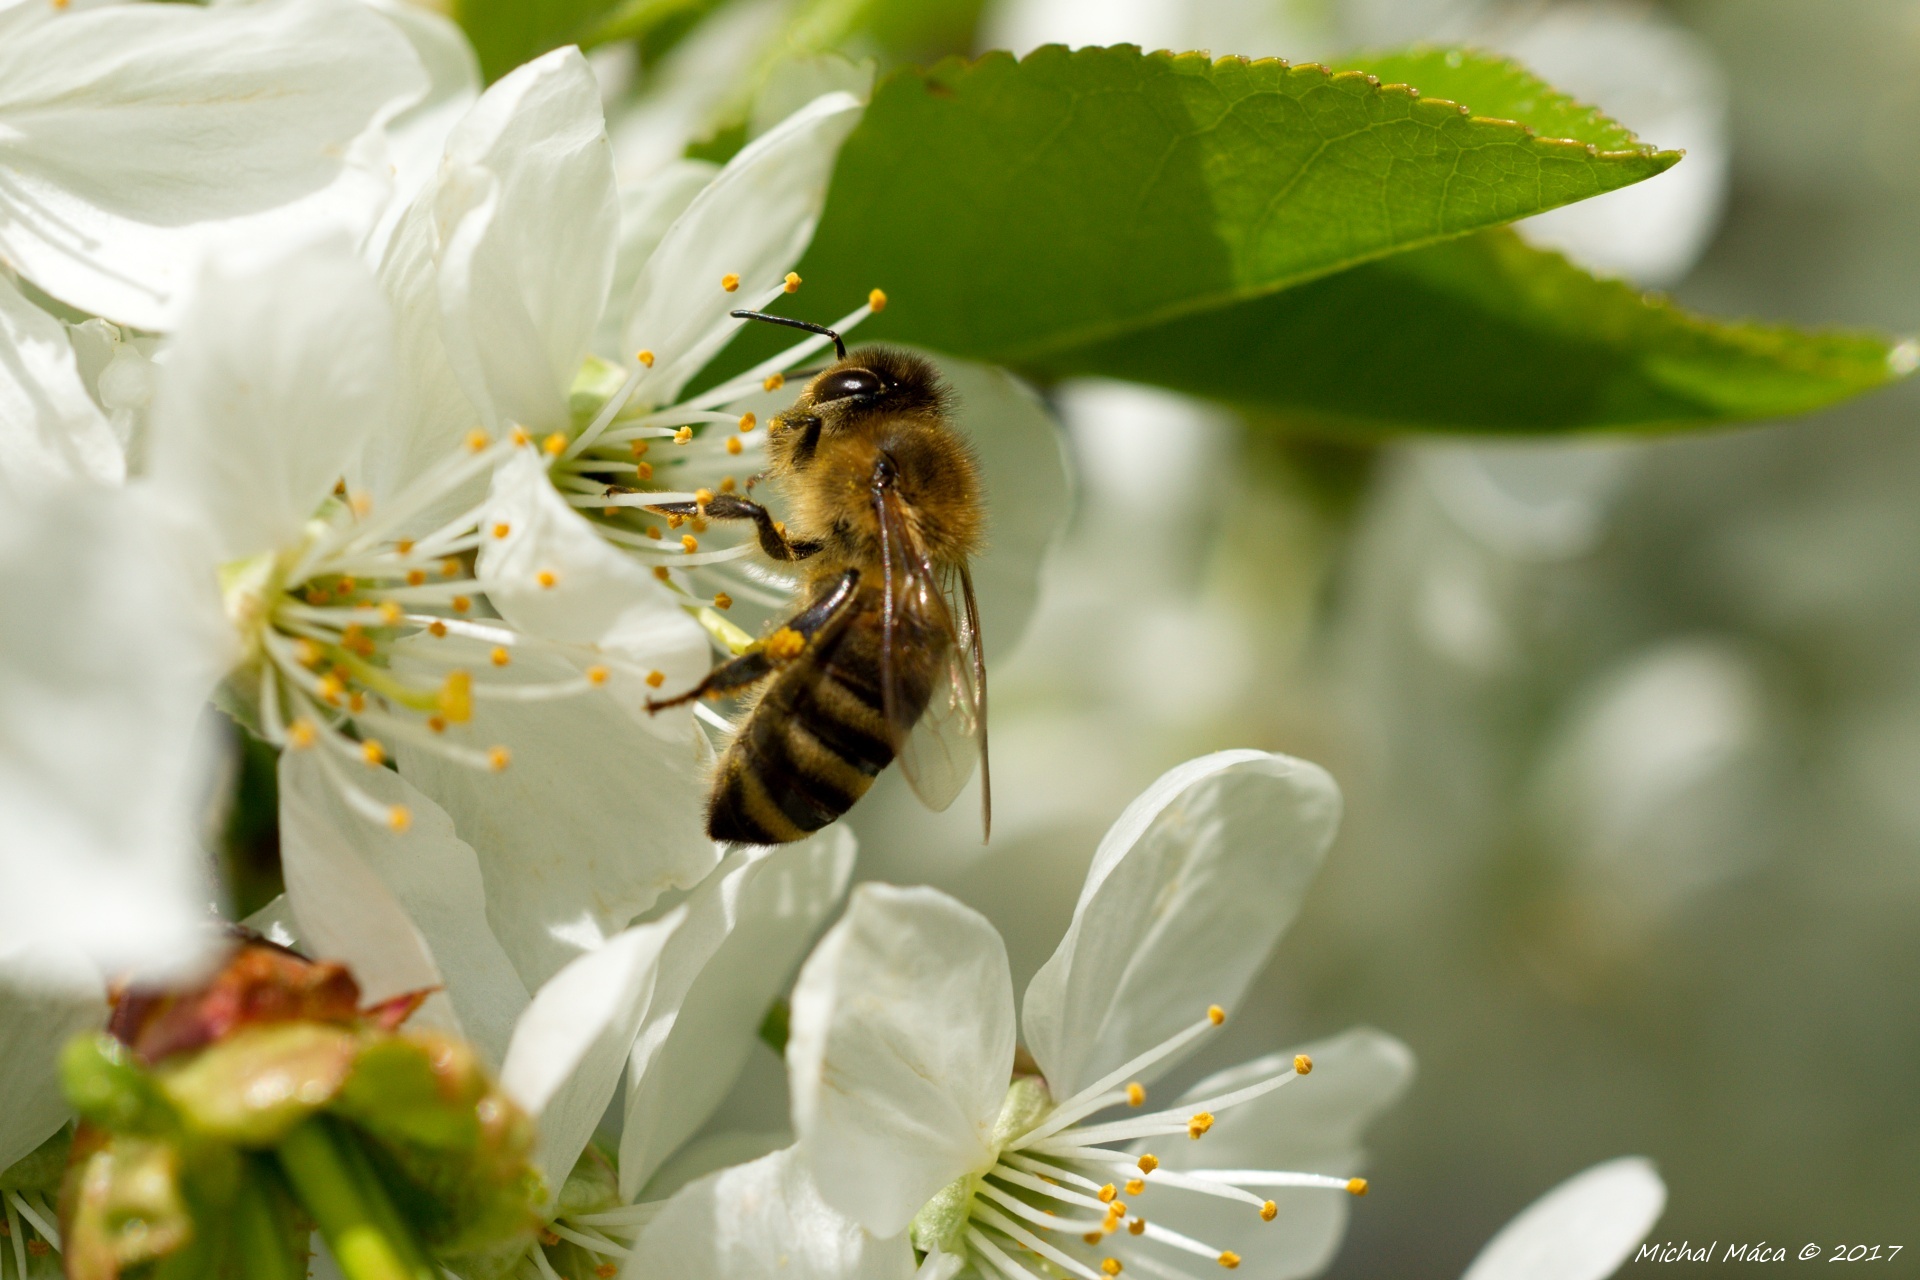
[1346,1178,1368,1197]
[1101,1261,1122,1276]
[337,576,357,594]
[586,665,610,685]
[634,462,654,480]
[407,569,426,586]
[1208,1005,1226,1026]
[666,513,684,529]
[1137,1155,1158,1174]
[441,557,462,577]
[490,646,510,667]
[720,476,737,493]
[713,592,733,610]
[428,715,447,734]
[1218,1253,1240,1270]
[784,272,801,293]
[631,438,651,458]
[645,670,665,688]
[379,601,402,625]
[636,349,655,368]
[690,515,708,533]
[316,674,345,705]
[1108,1202,1127,1219]
[396,539,415,555]
[1187,1112,1214,1139]
[387,805,412,833]
[766,628,806,660]
[488,746,511,771]
[287,719,317,750]
[1256,1199,1279,1221]
[536,569,557,589]
[350,492,372,517]
[681,535,699,552]
[763,372,785,392]
[1097,1185,1116,1204]
[594,1265,617,1280]
[428,620,448,638]
[510,427,532,446]
[739,412,756,432]
[491,522,511,539]
[539,1230,560,1247]
[348,691,366,713]
[466,428,491,452]
[645,526,662,540]
[361,740,385,766]
[1083,1233,1103,1247]
[293,638,323,667]
[694,487,714,505]
[868,288,888,311]
[1294,1055,1312,1075]
[1124,1180,1144,1196]
[306,586,333,606]
[653,565,671,581]
[721,272,740,292]
[725,436,743,455]
[674,426,693,445]
[438,670,473,724]
[1126,1082,1146,1107]
[1128,1218,1146,1236]
[452,595,472,613]
[542,432,568,456]
[604,506,619,517]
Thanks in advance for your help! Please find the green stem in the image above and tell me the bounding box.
[233,1160,304,1280]
[274,1120,435,1280]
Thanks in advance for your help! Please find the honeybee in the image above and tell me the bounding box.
[645,310,990,845]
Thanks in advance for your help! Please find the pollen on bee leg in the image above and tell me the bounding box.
[466,429,492,452]
[1188,1112,1214,1139]
[674,426,693,445]
[286,719,317,749]
[361,740,385,766]
[1137,1155,1158,1174]
[1260,1201,1277,1222]
[1126,1083,1146,1107]
[1294,1055,1312,1075]
[763,372,785,392]
[386,805,412,833]
[1346,1179,1368,1197]
[766,628,805,660]
[488,746,511,771]
[721,273,741,292]
[1208,1005,1226,1026]
[636,349,655,368]
[784,272,801,293]
[490,646,511,666]
[1217,1253,1240,1270]
[645,670,665,688]
[587,665,610,685]
[869,288,888,311]
[1097,1185,1116,1204]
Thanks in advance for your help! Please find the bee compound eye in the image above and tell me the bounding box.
[812,368,886,403]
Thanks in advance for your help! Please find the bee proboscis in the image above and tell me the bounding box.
[645,311,989,845]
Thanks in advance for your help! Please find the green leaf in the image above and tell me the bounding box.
[453,0,630,82]
[1331,47,1642,151]
[752,43,1676,365]
[1036,229,1915,433]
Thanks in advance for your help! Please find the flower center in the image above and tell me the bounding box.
[920,1007,1369,1280]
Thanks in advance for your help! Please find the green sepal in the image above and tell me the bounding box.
[62,1035,177,1136]
[156,1023,360,1147]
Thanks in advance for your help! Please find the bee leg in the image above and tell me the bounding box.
[645,494,821,561]
[645,569,862,715]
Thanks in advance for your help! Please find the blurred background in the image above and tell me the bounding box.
[818,0,1920,1273]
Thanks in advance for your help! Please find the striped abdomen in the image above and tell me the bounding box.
[707,591,941,844]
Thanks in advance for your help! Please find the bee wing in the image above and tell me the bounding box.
[875,484,990,835]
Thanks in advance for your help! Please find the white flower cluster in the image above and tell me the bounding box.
[0,4,1669,1278]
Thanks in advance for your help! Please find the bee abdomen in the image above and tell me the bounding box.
[705,669,893,844]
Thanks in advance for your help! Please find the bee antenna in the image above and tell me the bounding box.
[729,310,848,361]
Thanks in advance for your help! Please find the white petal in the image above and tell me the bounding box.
[1463,1158,1667,1280]
[148,236,396,562]
[0,483,228,975]
[1145,1028,1415,1280]
[639,1128,792,1204]
[277,750,529,1067]
[623,1146,915,1280]
[621,91,864,400]
[0,943,105,1172]
[0,0,425,329]
[433,47,616,434]
[500,911,681,1192]
[593,161,717,361]
[620,828,857,1198]
[391,647,719,989]
[789,884,1014,1238]
[478,450,711,731]
[0,275,122,491]
[1022,752,1342,1100]
[360,0,481,261]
